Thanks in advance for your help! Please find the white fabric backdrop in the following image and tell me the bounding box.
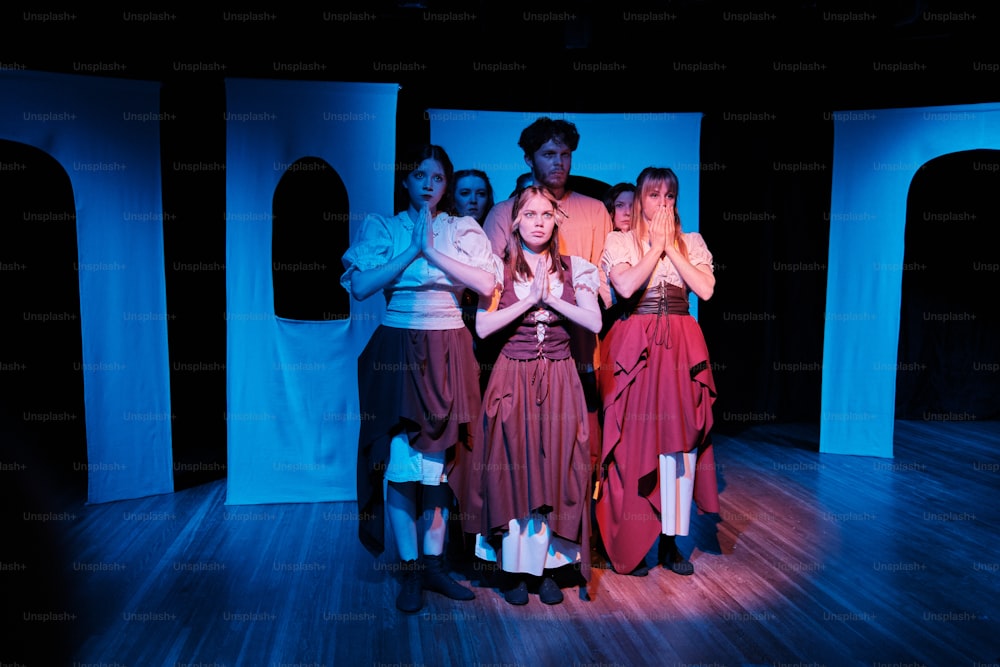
[224,79,398,504]
[0,70,173,504]
[822,102,1000,457]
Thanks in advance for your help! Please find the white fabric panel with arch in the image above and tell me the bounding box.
[822,102,1000,457]
[0,70,174,504]
[224,79,398,505]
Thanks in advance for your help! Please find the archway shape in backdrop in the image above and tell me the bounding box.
[895,150,1000,422]
[1,140,86,490]
[822,102,1000,458]
[272,156,351,322]
[224,79,398,505]
[0,70,173,504]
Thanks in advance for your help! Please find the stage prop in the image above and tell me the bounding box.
[822,102,1000,457]
[224,79,397,504]
[0,70,173,504]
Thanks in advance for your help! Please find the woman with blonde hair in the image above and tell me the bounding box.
[596,167,720,577]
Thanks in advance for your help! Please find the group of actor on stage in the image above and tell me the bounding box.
[341,117,719,612]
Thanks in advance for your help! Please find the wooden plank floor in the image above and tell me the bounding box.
[11,420,1000,666]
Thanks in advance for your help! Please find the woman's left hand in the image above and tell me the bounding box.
[662,204,677,252]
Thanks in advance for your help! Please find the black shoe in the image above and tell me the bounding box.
[503,578,529,605]
[396,560,424,613]
[421,553,475,601]
[538,576,564,605]
[611,559,648,576]
[658,536,694,576]
[628,563,649,577]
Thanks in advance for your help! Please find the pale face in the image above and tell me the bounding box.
[516,193,557,253]
[453,175,489,222]
[640,181,677,222]
[612,190,634,232]
[527,139,572,193]
[401,158,447,214]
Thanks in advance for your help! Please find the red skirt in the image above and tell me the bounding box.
[595,313,719,573]
[356,326,481,556]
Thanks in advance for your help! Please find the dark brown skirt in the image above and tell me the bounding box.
[356,325,481,556]
[453,354,593,579]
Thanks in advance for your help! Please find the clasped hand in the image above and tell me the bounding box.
[412,203,435,254]
[527,256,552,305]
[649,204,676,254]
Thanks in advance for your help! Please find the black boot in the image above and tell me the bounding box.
[658,535,694,576]
[396,559,424,613]
[422,553,475,601]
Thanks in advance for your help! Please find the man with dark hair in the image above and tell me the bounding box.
[483,116,612,507]
[485,118,611,285]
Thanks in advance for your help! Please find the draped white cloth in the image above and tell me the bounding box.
[224,79,398,504]
[0,70,173,504]
[822,103,1000,457]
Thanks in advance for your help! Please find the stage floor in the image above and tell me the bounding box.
[16,420,1000,666]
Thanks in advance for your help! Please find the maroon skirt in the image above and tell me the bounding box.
[452,354,593,578]
[595,313,719,573]
[356,325,481,556]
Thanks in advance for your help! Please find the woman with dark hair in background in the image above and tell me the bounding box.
[598,182,638,339]
[603,182,635,233]
[448,167,500,563]
[342,144,497,613]
[596,167,720,578]
[451,168,503,396]
[450,168,494,224]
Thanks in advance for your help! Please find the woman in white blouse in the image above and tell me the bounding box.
[341,144,497,613]
[595,167,721,578]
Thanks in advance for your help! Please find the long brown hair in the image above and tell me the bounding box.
[633,167,688,259]
[506,186,566,283]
